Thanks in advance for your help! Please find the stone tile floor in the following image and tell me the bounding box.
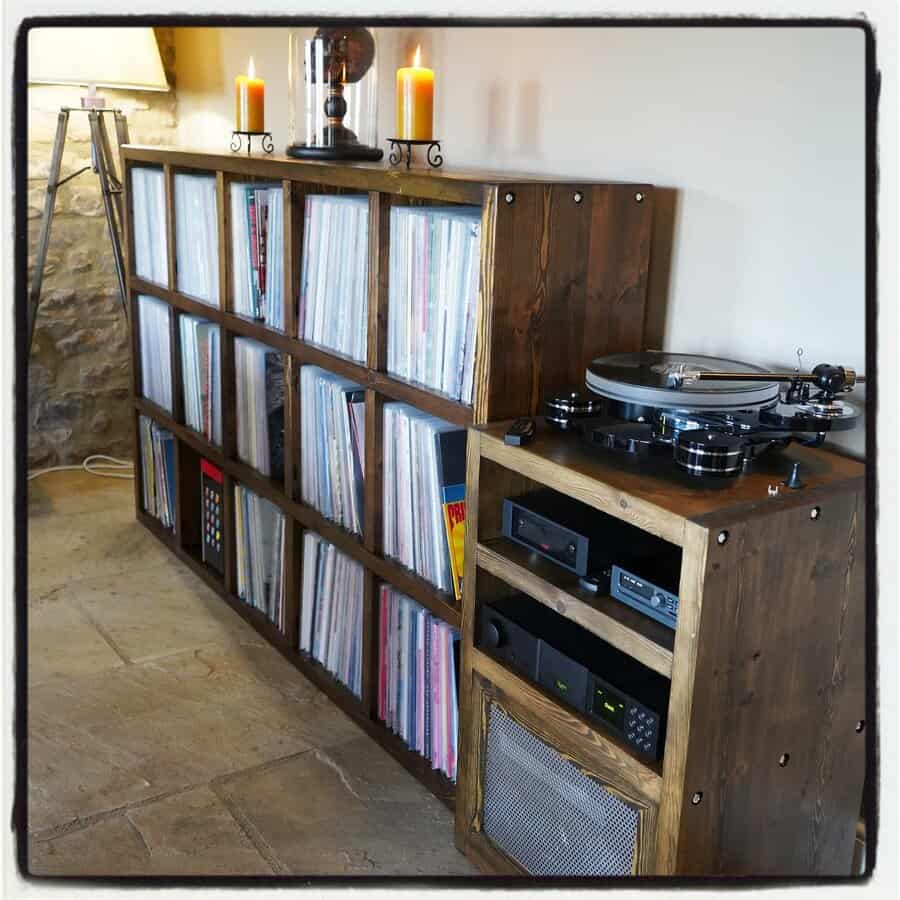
[26,471,476,877]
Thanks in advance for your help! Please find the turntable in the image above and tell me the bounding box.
[545,350,864,477]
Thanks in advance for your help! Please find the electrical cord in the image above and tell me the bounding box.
[27,454,134,481]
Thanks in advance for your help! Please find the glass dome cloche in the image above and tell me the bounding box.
[287,26,382,161]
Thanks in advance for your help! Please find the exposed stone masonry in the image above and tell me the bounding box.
[27,29,176,468]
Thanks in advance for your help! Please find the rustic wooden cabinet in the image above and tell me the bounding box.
[456,420,867,876]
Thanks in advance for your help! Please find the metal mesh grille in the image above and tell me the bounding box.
[482,703,639,876]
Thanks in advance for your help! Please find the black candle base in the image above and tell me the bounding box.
[387,139,443,169]
[231,131,274,156]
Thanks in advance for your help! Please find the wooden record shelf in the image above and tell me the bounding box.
[121,146,654,811]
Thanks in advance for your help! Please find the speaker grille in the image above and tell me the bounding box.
[482,703,639,876]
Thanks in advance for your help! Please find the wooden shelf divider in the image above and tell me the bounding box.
[477,537,675,678]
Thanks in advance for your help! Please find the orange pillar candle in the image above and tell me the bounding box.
[396,46,434,140]
[235,57,265,132]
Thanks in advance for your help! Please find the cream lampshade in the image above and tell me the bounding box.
[28,27,169,99]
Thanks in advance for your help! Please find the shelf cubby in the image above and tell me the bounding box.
[476,537,675,678]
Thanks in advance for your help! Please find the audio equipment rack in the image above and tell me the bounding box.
[456,418,867,876]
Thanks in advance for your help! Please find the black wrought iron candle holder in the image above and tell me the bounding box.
[231,131,274,156]
[387,138,443,169]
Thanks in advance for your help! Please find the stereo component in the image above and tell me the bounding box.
[478,594,669,760]
[611,565,680,630]
[502,488,649,578]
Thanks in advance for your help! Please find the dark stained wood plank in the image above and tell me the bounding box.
[131,278,224,324]
[228,456,288,511]
[282,178,302,338]
[362,571,378,719]
[537,183,593,400]
[475,184,651,422]
[222,469,237,597]
[175,438,203,556]
[123,145,487,204]
[284,354,301,502]
[136,507,177,552]
[674,488,866,876]
[224,311,295,355]
[295,340,370,384]
[220,329,237,460]
[367,191,390,372]
[366,552,461,630]
[163,164,176,291]
[282,515,301,652]
[217,171,232,312]
[584,185,653,360]
[168,307,184,425]
[369,371,473,427]
[363,389,384,555]
[134,397,226,467]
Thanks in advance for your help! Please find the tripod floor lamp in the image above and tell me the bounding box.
[27,27,170,353]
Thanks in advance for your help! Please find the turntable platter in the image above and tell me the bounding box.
[586,351,780,411]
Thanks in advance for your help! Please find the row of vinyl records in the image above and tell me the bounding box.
[292,371,467,600]
[138,302,467,600]
[138,415,176,530]
[138,442,461,782]
[131,167,481,403]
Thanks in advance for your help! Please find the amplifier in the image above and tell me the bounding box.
[478,594,669,760]
[502,489,637,577]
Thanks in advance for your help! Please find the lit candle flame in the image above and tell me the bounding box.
[248,56,255,79]
[413,45,421,67]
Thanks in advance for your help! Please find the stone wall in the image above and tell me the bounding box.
[27,28,177,469]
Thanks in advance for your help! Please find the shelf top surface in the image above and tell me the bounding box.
[479,419,865,534]
[120,144,651,191]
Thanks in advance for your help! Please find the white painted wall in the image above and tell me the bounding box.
[175,25,867,457]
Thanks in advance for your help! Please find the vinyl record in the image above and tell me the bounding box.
[586,351,780,411]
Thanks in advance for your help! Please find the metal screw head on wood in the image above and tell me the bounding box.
[504,191,515,205]
[717,530,729,545]
[691,792,703,805]
[810,506,821,520]
[635,191,644,203]
[573,191,584,204]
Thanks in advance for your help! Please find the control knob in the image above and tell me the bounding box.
[649,593,663,609]
[484,618,506,649]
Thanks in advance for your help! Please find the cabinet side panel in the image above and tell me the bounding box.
[482,184,652,422]
[676,488,866,875]
[583,185,653,361]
